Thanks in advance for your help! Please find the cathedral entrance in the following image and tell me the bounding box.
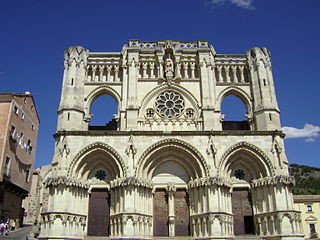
[174,189,190,236]
[154,189,169,236]
[87,188,110,236]
[232,188,254,235]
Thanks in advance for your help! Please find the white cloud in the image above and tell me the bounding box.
[206,0,255,9]
[282,124,320,142]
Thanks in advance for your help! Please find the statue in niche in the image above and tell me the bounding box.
[164,54,174,81]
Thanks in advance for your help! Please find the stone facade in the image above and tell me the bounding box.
[23,164,52,225]
[39,40,304,240]
[294,195,320,239]
[0,92,40,227]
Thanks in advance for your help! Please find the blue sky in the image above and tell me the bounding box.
[1,0,319,168]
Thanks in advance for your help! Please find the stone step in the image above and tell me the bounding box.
[84,235,261,240]
[234,235,261,240]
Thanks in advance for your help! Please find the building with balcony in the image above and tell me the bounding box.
[294,195,320,239]
[39,40,303,240]
[0,92,39,228]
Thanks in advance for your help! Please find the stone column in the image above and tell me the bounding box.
[166,183,176,237]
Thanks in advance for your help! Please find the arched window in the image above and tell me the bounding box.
[221,95,249,130]
[89,94,118,130]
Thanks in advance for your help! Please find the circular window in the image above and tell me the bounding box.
[145,108,155,118]
[234,169,245,180]
[95,170,107,180]
[155,91,184,118]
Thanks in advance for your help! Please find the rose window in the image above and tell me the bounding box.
[155,91,184,118]
[95,170,107,180]
[234,169,245,180]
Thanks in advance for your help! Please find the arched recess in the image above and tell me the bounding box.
[135,138,209,181]
[217,87,253,130]
[218,141,274,181]
[216,86,252,115]
[68,142,126,181]
[139,83,200,119]
[84,86,121,129]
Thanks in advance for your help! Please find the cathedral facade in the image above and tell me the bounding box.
[39,40,304,240]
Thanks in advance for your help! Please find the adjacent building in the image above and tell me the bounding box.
[23,164,52,225]
[0,92,40,227]
[39,40,304,240]
[294,195,320,239]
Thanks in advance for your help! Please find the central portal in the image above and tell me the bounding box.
[153,188,190,237]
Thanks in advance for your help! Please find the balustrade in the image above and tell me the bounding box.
[86,64,121,83]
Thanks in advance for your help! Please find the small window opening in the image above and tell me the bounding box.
[307,205,313,212]
[31,125,35,131]
[263,79,266,86]
[24,98,27,104]
[26,169,30,182]
[4,157,11,176]
[71,78,74,86]
[21,112,25,120]
[269,113,272,121]
[10,125,16,137]
[67,113,70,121]
[14,105,19,114]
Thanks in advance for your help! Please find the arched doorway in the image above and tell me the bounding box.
[219,142,273,237]
[68,142,125,237]
[136,139,209,238]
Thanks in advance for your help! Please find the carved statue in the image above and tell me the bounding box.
[164,55,174,80]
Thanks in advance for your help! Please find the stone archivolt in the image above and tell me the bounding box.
[39,40,304,240]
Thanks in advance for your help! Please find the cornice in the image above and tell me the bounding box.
[54,130,285,138]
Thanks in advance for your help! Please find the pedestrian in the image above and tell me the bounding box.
[10,219,15,231]
[0,222,5,236]
[4,221,9,235]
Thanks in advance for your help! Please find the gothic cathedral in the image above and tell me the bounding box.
[39,40,304,240]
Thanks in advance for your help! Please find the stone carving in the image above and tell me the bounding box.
[188,176,232,188]
[44,176,89,189]
[206,134,217,167]
[110,177,153,189]
[164,54,174,81]
[251,175,295,188]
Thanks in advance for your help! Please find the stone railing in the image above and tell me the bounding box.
[86,53,122,83]
[128,39,209,50]
[214,55,250,84]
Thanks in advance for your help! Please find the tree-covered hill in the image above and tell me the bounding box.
[289,164,320,195]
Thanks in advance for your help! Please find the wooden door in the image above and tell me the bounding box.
[87,188,110,236]
[174,189,190,236]
[232,188,254,235]
[154,189,169,236]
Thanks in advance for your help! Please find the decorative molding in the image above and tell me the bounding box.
[110,177,153,189]
[67,141,127,178]
[44,176,89,189]
[251,175,295,188]
[188,176,232,188]
[218,141,275,176]
[54,130,285,138]
[135,138,210,177]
